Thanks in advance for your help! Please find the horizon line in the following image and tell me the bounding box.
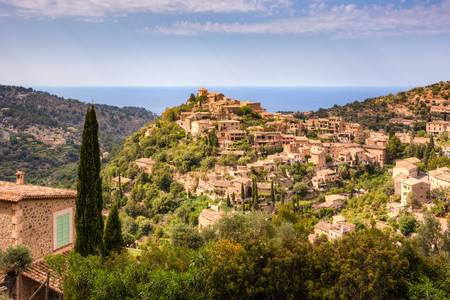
[31,85,412,88]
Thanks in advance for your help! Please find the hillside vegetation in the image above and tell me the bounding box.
[0,85,156,186]
[311,81,450,130]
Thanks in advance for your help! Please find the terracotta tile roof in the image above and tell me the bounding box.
[22,258,65,294]
[0,181,76,202]
[199,209,224,223]
[429,167,450,183]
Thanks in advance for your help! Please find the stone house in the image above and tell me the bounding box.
[198,206,224,229]
[256,182,272,197]
[219,130,246,143]
[287,123,304,135]
[240,101,265,113]
[190,119,214,136]
[312,169,339,190]
[280,134,296,145]
[426,120,450,135]
[428,167,450,191]
[253,131,282,147]
[430,105,450,114]
[365,132,388,148]
[0,172,76,260]
[309,219,355,242]
[392,157,420,195]
[135,157,156,173]
[306,117,344,134]
[217,120,240,132]
[400,177,430,207]
[364,145,386,167]
[111,176,132,187]
[395,133,431,145]
[197,87,208,97]
[0,172,76,299]
[309,147,327,170]
[344,122,363,140]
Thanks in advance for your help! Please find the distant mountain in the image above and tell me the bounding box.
[308,81,450,131]
[0,85,157,187]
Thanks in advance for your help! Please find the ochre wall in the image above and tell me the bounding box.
[17,198,75,260]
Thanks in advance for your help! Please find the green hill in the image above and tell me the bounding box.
[0,85,156,187]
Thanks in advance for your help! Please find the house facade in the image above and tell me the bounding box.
[0,172,76,260]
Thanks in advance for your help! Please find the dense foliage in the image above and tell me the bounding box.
[49,212,450,300]
[0,246,32,273]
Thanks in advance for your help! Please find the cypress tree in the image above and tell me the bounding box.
[240,183,245,202]
[103,202,123,256]
[252,178,258,210]
[118,172,123,201]
[75,106,104,256]
[271,181,276,205]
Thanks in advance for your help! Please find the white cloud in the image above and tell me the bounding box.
[0,0,291,17]
[148,0,450,38]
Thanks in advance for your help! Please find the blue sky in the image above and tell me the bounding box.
[0,0,449,86]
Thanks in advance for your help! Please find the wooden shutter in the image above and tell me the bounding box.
[56,213,70,248]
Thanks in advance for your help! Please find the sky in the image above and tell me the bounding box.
[0,0,449,87]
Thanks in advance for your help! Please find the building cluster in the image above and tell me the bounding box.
[173,89,392,200]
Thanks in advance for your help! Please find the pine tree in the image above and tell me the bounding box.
[103,202,123,256]
[75,106,104,256]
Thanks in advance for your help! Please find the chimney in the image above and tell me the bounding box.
[16,171,25,185]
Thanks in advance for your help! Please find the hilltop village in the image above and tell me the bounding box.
[105,86,449,244]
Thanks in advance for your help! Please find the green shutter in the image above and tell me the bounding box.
[56,213,70,248]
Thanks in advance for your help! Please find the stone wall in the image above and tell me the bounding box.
[18,198,75,260]
[0,201,13,251]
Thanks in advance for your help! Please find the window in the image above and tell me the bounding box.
[53,208,73,250]
[56,213,70,248]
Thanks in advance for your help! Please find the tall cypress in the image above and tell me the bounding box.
[103,202,123,256]
[252,178,258,210]
[270,181,276,205]
[75,106,104,256]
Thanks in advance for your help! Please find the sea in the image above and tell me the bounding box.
[37,86,409,115]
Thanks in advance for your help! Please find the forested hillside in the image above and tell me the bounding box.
[309,81,450,130]
[0,85,156,186]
